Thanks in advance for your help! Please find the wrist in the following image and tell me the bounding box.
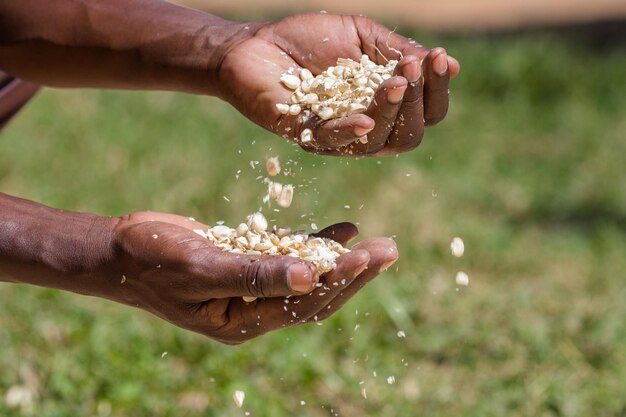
[123,7,264,97]
[206,20,268,99]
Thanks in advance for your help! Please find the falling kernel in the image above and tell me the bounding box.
[232,390,245,408]
[450,237,465,257]
[455,271,470,286]
[266,156,281,176]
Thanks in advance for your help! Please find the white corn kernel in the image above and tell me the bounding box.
[246,212,268,233]
[303,93,319,104]
[280,74,301,89]
[268,181,283,199]
[300,68,313,80]
[369,73,384,85]
[317,107,334,120]
[277,184,294,208]
[233,390,245,408]
[300,128,313,143]
[455,271,470,286]
[275,103,290,114]
[265,156,281,176]
[235,223,249,236]
[289,104,301,115]
[348,103,367,114]
[450,237,465,257]
[300,80,312,93]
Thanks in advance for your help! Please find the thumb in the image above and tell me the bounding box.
[203,252,319,298]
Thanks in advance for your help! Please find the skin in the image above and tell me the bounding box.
[0,1,456,342]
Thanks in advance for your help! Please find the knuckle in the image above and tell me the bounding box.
[242,259,275,297]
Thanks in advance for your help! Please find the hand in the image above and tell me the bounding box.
[103,212,398,344]
[217,13,460,157]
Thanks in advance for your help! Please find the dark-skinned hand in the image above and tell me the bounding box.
[218,13,460,157]
[102,211,398,344]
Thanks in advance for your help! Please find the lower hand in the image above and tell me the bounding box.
[102,211,398,344]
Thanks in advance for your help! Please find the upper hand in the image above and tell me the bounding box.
[101,211,398,344]
[217,13,460,157]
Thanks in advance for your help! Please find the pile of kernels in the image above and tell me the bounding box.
[276,54,398,129]
[193,212,349,275]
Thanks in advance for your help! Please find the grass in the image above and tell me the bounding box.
[1,28,625,417]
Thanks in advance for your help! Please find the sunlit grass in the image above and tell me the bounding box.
[1,31,625,416]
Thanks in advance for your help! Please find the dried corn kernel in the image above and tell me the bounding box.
[450,237,465,257]
[300,128,313,143]
[280,74,301,89]
[455,271,469,286]
[247,212,268,233]
[276,184,294,208]
[265,156,281,176]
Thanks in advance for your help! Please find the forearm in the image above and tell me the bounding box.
[0,193,116,295]
[0,0,255,96]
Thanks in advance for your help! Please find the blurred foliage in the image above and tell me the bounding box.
[1,29,625,417]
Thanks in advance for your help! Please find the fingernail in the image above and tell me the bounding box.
[387,86,405,104]
[433,53,448,76]
[354,125,373,137]
[287,263,315,293]
[379,258,398,272]
[403,61,420,83]
[353,262,369,277]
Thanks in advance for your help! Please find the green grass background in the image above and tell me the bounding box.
[1,29,625,416]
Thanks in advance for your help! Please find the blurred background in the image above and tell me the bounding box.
[1,1,625,416]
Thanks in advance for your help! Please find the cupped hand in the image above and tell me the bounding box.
[103,212,398,344]
[218,13,460,157]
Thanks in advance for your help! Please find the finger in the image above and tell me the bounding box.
[375,56,424,156]
[313,237,399,321]
[194,251,319,298]
[422,48,450,127]
[352,17,460,81]
[275,111,374,153]
[346,76,407,155]
[251,249,371,329]
[313,222,359,246]
[448,56,461,80]
[355,18,430,64]
[302,113,375,151]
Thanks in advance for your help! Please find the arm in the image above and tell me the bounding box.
[0,192,117,292]
[0,192,398,344]
[0,0,250,96]
[0,2,460,156]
